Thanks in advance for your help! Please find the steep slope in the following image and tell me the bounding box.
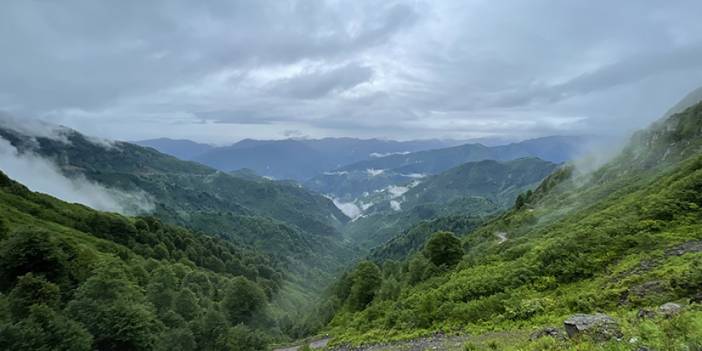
[0,125,356,284]
[307,135,596,201]
[0,171,287,350]
[663,85,702,119]
[134,138,214,160]
[320,101,702,349]
[193,138,463,181]
[343,158,558,249]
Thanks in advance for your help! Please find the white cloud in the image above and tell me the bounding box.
[369,151,410,158]
[331,198,362,219]
[323,170,349,176]
[390,200,402,211]
[366,168,385,177]
[386,185,409,198]
[0,137,153,215]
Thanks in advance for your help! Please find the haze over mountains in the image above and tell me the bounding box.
[136,137,467,181]
[2,89,702,349]
[2,0,702,348]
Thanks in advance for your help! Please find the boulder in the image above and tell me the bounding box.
[636,308,656,320]
[658,302,682,318]
[529,327,565,341]
[563,313,622,341]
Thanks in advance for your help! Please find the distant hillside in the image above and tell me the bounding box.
[134,138,214,160]
[306,135,596,201]
[343,157,558,249]
[192,138,464,181]
[663,85,702,119]
[0,125,357,288]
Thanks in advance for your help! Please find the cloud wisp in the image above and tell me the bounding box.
[0,136,153,215]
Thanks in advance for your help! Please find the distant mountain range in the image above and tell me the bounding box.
[134,138,214,160]
[306,135,600,201]
[135,137,467,181]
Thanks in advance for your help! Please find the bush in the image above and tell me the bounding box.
[348,261,382,311]
[424,231,463,268]
[0,229,69,291]
[222,277,266,325]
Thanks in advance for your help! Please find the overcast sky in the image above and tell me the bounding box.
[1,1,702,144]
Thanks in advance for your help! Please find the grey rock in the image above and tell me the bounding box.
[659,302,682,318]
[529,327,565,341]
[637,308,656,319]
[563,313,622,341]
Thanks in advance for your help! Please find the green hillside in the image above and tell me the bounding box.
[306,136,593,201]
[0,171,288,350]
[344,157,557,250]
[0,127,357,279]
[319,102,702,349]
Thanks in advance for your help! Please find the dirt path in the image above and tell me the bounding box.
[273,337,331,351]
[275,331,525,351]
[329,335,469,351]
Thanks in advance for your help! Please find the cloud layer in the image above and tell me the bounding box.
[1,1,702,142]
[0,136,153,215]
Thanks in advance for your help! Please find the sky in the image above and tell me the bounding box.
[1,1,702,144]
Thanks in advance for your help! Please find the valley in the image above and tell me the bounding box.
[3,2,702,350]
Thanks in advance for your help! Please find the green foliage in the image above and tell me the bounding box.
[323,101,702,347]
[0,304,93,351]
[423,231,463,268]
[0,217,8,241]
[8,273,60,319]
[0,229,69,291]
[223,277,267,325]
[348,261,383,311]
[0,171,284,350]
[515,193,526,209]
[215,324,268,351]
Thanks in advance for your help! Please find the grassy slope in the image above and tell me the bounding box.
[324,103,702,349]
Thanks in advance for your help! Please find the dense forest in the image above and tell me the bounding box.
[0,169,294,349]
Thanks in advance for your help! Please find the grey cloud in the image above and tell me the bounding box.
[196,110,275,125]
[1,1,702,142]
[269,63,374,99]
[0,1,416,112]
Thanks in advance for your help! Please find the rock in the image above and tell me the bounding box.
[636,308,656,319]
[529,327,565,341]
[665,240,702,256]
[658,302,682,318]
[563,313,623,341]
[630,280,666,298]
[690,292,702,304]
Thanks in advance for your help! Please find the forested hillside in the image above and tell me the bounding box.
[0,171,287,350]
[191,138,462,181]
[343,157,558,250]
[0,127,357,283]
[307,136,595,201]
[317,102,702,349]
